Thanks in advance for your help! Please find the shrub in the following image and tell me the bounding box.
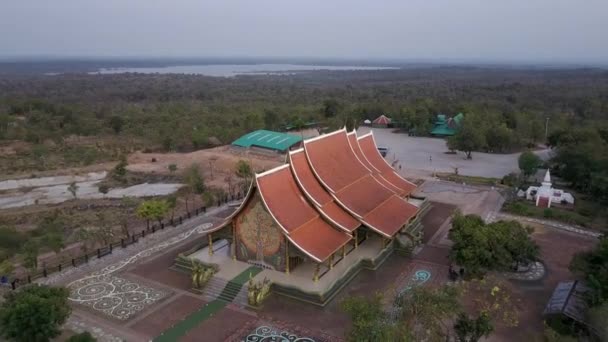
[543,208,554,218]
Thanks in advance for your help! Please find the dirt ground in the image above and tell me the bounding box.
[489,227,598,341]
[127,146,283,189]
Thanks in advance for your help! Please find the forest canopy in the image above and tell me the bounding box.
[0,67,607,174]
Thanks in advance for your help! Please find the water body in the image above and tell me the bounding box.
[90,64,398,77]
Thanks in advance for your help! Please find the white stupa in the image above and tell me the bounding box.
[525,169,574,208]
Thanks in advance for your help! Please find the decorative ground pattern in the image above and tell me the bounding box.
[243,325,315,342]
[66,222,214,320]
[69,275,167,320]
[398,269,431,295]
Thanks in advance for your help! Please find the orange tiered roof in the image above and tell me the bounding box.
[346,131,404,195]
[304,129,418,238]
[289,149,360,233]
[256,164,351,262]
[357,132,417,196]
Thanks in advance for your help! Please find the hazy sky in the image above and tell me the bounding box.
[1,0,607,63]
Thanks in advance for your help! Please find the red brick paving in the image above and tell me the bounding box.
[129,236,206,290]
[421,202,456,243]
[179,306,257,342]
[131,294,206,339]
[257,254,417,338]
[414,245,451,266]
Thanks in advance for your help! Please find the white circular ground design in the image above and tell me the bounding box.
[67,222,213,320]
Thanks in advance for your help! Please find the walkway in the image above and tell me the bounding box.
[488,212,603,238]
[154,266,262,342]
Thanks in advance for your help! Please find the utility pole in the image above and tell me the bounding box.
[545,117,550,143]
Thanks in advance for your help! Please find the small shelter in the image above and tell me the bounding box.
[372,115,392,128]
[430,113,463,136]
[544,281,592,334]
[232,130,302,153]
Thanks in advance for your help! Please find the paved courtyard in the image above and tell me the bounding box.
[358,127,551,178]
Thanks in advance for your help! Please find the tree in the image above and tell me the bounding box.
[341,294,403,341]
[166,194,177,221]
[136,199,170,229]
[447,117,485,159]
[108,115,124,134]
[570,237,608,305]
[22,240,39,269]
[235,159,253,190]
[454,312,494,342]
[98,184,109,195]
[588,302,608,341]
[0,260,14,277]
[449,213,539,277]
[518,151,542,180]
[67,181,79,199]
[0,284,71,342]
[323,99,340,118]
[460,275,520,328]
[112,155,128,182]
[263,109,279,130]
[167,163,177,173]
[395,285,462,341]
[181,164,205,214]
[67,331,97,342]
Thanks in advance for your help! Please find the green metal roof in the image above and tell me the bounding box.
[232,130,302,152]
[430,125,456,136]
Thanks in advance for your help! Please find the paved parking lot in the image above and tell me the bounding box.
[357,127,551,178]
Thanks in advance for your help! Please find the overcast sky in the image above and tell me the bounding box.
[1,0,607,63]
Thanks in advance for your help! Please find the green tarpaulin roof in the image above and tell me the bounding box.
[232,130,302,152]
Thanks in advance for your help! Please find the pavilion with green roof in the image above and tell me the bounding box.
[430,113,464,136]
[232,130,302,152]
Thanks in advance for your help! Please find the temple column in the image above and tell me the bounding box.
[285,239,290,275]
[354,230,358,249]
[313,263,320,282]
[329,254,334,270]
[342,245,346,258]
[208,233,213,256]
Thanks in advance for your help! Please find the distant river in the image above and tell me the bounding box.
[89,64,398,77]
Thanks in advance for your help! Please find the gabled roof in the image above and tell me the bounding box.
[303,129,418,238]
[357,132,417,196]
[372,115,391,125]
[289,149,360,233]
[544,281,590,325]
[232,130,302,152]
[256,164,351,263]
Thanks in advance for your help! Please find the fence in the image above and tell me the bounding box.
[6,192,245,290]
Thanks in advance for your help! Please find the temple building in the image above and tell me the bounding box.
[525,169,574,208]
[181,128,429,305]
[430,113,463,136]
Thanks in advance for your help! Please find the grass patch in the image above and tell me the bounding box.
[436,173,504,187]
[503,199,606,231]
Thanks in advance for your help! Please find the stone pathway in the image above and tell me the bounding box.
[501,261,546,281]
[489,212,603,238]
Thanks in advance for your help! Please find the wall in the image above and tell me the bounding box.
[234,192,286,271]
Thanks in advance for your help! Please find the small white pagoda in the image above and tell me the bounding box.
[525,170,574,208]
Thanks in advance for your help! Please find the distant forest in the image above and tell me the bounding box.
[0,66,607,178]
